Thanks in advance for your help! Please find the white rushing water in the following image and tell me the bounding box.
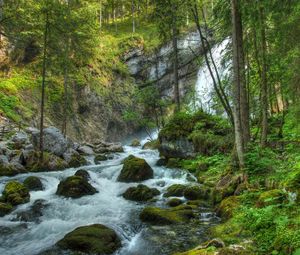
[0,137,199,255]
[192,39,231,112]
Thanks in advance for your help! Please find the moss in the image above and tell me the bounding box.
[256,189,287,208]
[167,198,183,207]
[57,224,121,254]
[142,139,160,150]
[164,184,187,197]
[140,205,195,225]
[184,185,208,200]
[2,181,30,206]
[173,247,216,255]
[68,153,87,168]
[75,169,90,181]
[0,202,13,216]
[186,200,207,207]
[0,164,20,177]
[117,155,153,182]
[216,196,240,220]
[123,184,160,202]
[23,176,43,191]
[56,176,97,198]
[166,158,182,168]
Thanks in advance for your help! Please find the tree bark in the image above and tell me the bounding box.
[259,5,268,147]
[132,0,135,33]
[39,11,49,162]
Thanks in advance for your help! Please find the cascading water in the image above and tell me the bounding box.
[0,135,219,255]
[192,39,231,112]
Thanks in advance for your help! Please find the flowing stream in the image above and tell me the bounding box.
[0,135,219,255]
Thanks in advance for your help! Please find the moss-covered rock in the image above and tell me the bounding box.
[75,169,90,181]
[122,184,160,202]
[68,153,87,168]
[140,205,195,225]
[117,155,153,182]
[95,154,108,163]
[216,196,239,220]
[142,139,159,150]
[23,176,43,191]
[256,189,287,208]
[131,139,141,147]
[0,202,13,216]
[186,200,207,207]
[2,181,30,206]
[56,176,97,198]
[57,224,121,254]
[0,164,21,177]
[164,184,187,197]
[167,198,183,207]
[184,185,208,200]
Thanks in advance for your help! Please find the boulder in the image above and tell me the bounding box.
[142,140,159,150]
[56,176,97,198]
[77,145,94,155]
[163,184,187,197]
[140,205,195,225]
[159,137,195,159]
[117,155,153,182]
[0,202,13,217]
[94,141,124,154]
[156,158,167,166]
[23,176,43,191]
[95,154,108,163]
[183,185,208,200]
[2,181,30,206]
[31,127,69,157]
[130,139,141,147]
[75,169,90,181]
[66,150,87,168]
[167,198,183,207]
[216,196,239,220]
[11,131,28,149]
[57,224,121,254]
[256,189,287,208]
[122,184,160,202]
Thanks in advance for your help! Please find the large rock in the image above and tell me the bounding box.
[117,155,153,182]
[122,184,160,202]
[23,176,43,191]
[77,145,94,155]
[2,181,30,206]
[183,185,208,200]
[31,127,70,157]
[11,131,29,149]
[14,199,48,222]
[56,176,97,198]
[75,169,90,181]
[159,137,195,159]
[0,202,13,217]
[163,184,187,197]
[57,224,121,254]
[63,149,87,168]
[94,141,124,154]
[140,205,195,225]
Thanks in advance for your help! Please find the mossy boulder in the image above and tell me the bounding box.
[0,164,21,177]
[164,184,187,197]
[2,181,30,206]
[57,224,121,254]
[184,185,208,200]
[122,184,160,202]
[95,154,108,163]
[23,176,43,191]
[142,139,159,150]
[56,176,97,198]
[75,169,90,181]
[117,155,153,182]
[216,196,239,220]
[131,139,141,147]
[256,189,287,208]
[167,198,183,207]
[68,153,87,168]
[140,205,195,225]
[0,202,13,216]
[186,200,207,207]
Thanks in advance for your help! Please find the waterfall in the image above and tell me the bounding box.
[192,39,231,112]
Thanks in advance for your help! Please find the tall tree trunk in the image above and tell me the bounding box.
[172,5,180,112]
[132,0,135,33]
[99,0,102,30]
[39,12,49,162]
[259,5,268,147]
[231,0,247,167]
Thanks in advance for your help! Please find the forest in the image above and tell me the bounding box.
[0,0,299,255]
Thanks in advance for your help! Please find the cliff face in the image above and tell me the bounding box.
[0,31,205,143]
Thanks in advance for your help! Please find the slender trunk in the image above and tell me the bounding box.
[231,0,246,167]
[62,39,70,138]
[132,0,135,33]
[172,5,180,112]
[99,0,102,30]
[259,6,268,147]
[39,12,49,162]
